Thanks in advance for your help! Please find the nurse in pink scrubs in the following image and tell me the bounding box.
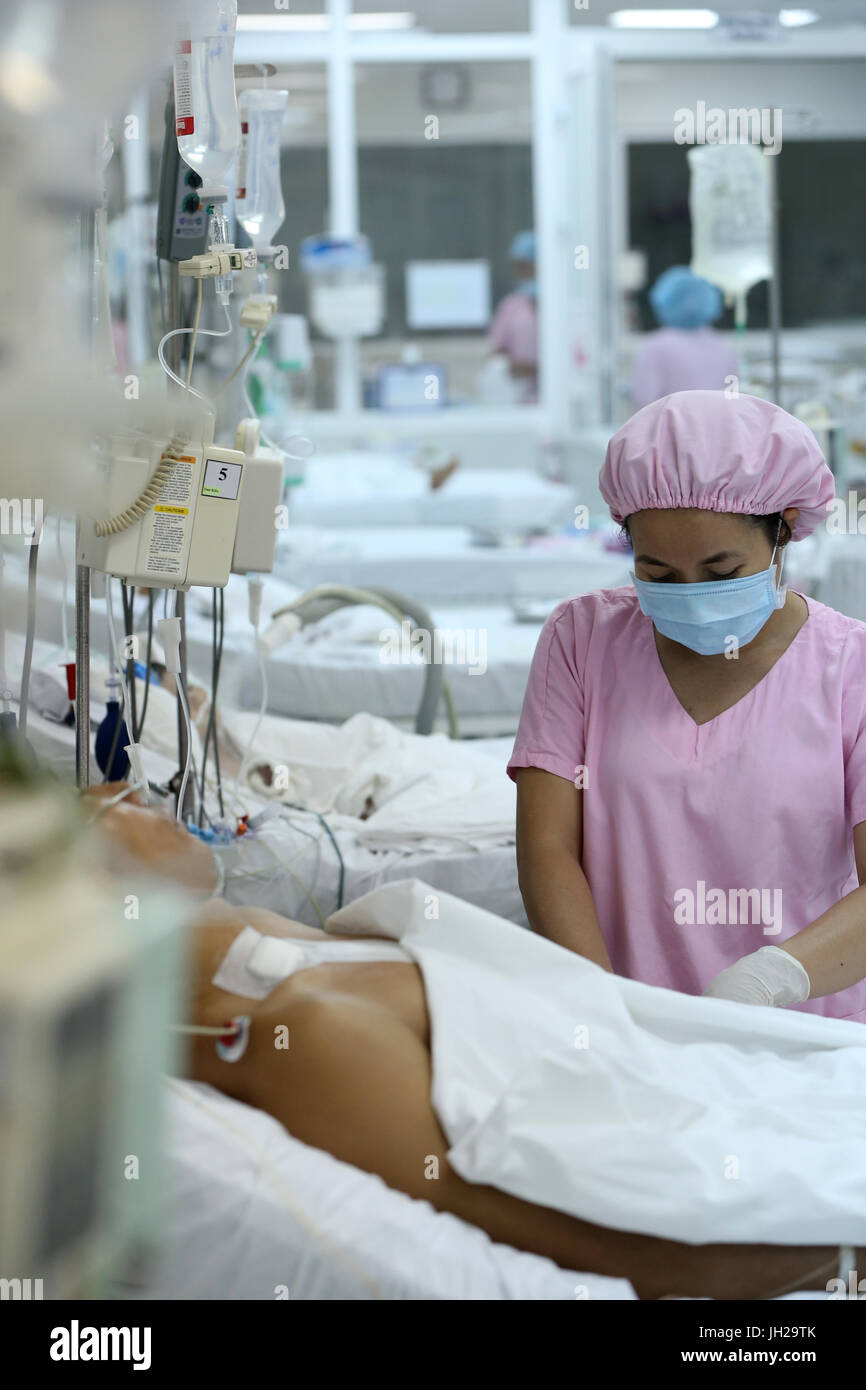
[488,229,538,404]
[630,267,739,412]
[509,390,866,1023]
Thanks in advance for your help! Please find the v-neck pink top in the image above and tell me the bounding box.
[508,587,866,1023]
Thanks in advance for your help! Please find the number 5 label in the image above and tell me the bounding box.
[202,459,243,500]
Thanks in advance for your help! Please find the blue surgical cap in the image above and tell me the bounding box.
[649,266,723,329]
[509,229,536,262]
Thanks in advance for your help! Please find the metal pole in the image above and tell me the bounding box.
[75,537,90,788]
[327,0,361,414]
[166,261,193,819]
[768,152,782,407]
[122,86,151,368]
[167,262,181,377]
[75,206,96,790]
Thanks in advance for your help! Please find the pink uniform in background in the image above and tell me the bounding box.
[489,290,538,366]
[630,327,739,411]
[489,291,538,407]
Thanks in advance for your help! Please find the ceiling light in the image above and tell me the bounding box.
[778,9,820,26]
[609,9,719,28]
[237,12,416,32]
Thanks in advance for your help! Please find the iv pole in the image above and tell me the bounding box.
[768,150,782,407]
[75,208,95,790]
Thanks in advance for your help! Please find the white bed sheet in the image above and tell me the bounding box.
[291,456,575,532]
[330,880,866,1249]
[219,805,527,929]
[11,633,528,927]
[142,1044,837,1301]
[135,1080,635,1301]
[220,709,514,852]
[185,593,547,730]
[273,525,631,604]
[191,594,547,728]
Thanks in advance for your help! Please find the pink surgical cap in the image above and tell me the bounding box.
[599,391,835,541]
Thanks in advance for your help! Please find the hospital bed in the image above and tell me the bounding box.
[273,525,631,605]
[217,777,526,929]
[11,660,848,1303]
[119,1079,842,1301]
[8,629,528,928]
[290,452,576,532]
[186,593,551,735]
[3,534,626,735]
[126,1078,633,1301]
[130,1048,836,1300]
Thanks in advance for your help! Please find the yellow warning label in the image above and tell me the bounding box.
[154,505,189,516]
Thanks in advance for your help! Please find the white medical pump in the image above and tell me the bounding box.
[78,417,282,589]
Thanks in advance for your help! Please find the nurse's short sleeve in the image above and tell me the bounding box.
[507,600,585,784]
[842,629,866,827]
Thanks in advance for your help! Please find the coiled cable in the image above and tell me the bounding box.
[93,433,190,539]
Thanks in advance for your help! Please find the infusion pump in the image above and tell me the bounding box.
[79,418,282,588]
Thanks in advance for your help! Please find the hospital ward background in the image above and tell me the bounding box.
[3,0,866,1350]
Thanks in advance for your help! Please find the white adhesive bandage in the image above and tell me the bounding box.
[212,926,307,1000]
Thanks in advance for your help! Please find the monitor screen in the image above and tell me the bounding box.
[405,260,492,330]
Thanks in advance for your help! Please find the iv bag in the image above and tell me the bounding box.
[174,0,240,197]
[688,143,772,307]
[236,89,288,256]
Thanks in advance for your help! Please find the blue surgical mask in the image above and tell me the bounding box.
[631,535,786,655]
[517,278,537,300]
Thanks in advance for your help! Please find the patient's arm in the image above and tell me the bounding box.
[85,785,220,896]
[185,906,855,1300]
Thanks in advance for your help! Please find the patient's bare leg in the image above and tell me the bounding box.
[186,904,859,1299]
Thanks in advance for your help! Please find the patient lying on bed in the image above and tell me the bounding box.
[93,787,863,1301]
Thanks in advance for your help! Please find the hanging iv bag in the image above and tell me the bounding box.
[688,143,772,323]
[236,89,288,258]
[173,0,240,198]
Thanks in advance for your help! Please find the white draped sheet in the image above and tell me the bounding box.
[327,879,866,1247]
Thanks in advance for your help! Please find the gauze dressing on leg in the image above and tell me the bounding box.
[212,926,308,999]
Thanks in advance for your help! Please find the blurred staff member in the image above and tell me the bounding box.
[489,229,538,403]
[630,266,739,412]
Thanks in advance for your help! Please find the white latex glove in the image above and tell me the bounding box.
[702,945,811,1008]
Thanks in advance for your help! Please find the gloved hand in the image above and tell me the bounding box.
[702,945,811,1008]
